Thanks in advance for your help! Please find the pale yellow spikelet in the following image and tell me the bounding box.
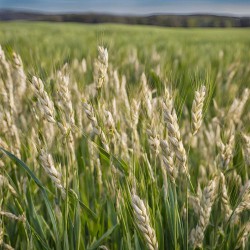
[218,126,235,169]
[132,194,158,250]
[230,170,242,189]
[12,52,26,98]
[81,58,87,73]
[130,99,141,154]
[191,85,206,135]
[235,222,250,249]
[113,70,120,94]
[160,139,176,183]
[104,110,116,135]
[190,178,217,248]
[120,132,129,160]
[96,158,103,188]
[38,148,65,197]
[95,46,108,89]
[242,133,250,166]
[0,47,16,117]
[140,73,153,118]
[83,102,110,152]
[83,102,99,131]
[0,45,12,83]
[99,246,109,250]
[0,211,26,222]
[120,75,130,111]
[228,88,249,124]
[131,99,140,128]
[146,127,160,155]
[0,175,17,196]
[220,172,233,221]
[231,181,250,226]
[189,194,200,216]
[2,110,21,158]
[56,69,75,127]
[32,76,56,124]
[162,89,188,175]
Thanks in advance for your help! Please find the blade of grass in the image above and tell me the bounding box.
[87,224,118,250]
[0,147,61,250]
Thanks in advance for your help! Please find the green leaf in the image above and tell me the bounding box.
[99,146,129,175]
[0,147,61,250]
[87,224,119,250]
[68,189,97,221]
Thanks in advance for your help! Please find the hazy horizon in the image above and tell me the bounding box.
[1,0,250,16]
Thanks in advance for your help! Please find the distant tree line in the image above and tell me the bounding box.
[1,10,250,27]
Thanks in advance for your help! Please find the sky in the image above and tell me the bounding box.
[0,0,250,16]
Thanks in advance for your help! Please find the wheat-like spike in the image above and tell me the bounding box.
[32,76,56,124]
[83,102,110,152]
[162,89,188,175]
[230,170,242,190]
[228,88,249,124]
[147,127,160,155]
[0,175,17,196]
[131,99,140,128]
[231,181,250,226]
[132,194,158,250]
[120,75,130,112]
[191,85,206,135]
[190,178,217,248]
[2,243,14,250]
[0,136,8,149]
[113,70,120,94]
[12,52,26,98]
[0,211,26,222]
[130,99,141,154]
[99,246,109,250]
[38,148,65,197]
[2,110,21,158]
[0,46,16,115]
[235,222,250,249]
[242,133,250,166]
[160,139,176,183]
[83,102,99,130]
[95,46,108,89]
[98,46,108,69]
[220,172,233,221]
[189,194,201,216]
[104,110,117,136]
[120,131,129,160]
[0,48,21,156]
[56,70,75,127]
[218,127,235,169]
[96,158,103,188]
[81,58,87,73]
[140,73,153,118]
[104,109,119,152]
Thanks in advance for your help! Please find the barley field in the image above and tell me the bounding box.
[0,22,250,250]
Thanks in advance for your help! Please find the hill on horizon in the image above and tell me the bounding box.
[1,10,250,27]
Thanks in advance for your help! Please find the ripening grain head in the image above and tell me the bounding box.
[132,194,158,250]
[191,85,206,135]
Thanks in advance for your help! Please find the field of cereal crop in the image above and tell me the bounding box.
[0,22,249,249]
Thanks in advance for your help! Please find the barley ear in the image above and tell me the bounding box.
[132,194,158,250]
[191,85,206,135]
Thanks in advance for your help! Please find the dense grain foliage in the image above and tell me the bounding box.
[0,22,250,249]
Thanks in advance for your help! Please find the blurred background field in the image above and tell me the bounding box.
[0,22,249,104]
[1,23,250,66]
